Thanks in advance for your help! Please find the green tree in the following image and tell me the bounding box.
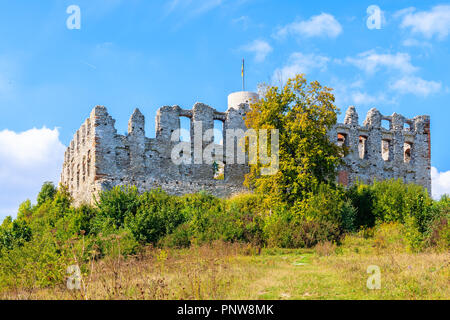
[36,182,57,206]
[244,74,344,207]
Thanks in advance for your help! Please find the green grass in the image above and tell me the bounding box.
[1,234,448,300]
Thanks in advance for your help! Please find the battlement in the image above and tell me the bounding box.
[61,97,253,205]
[330,106,431,191]
[61,99,431,206]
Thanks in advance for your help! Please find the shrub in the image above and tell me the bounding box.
[0,232,71,289]
[93,186,140,231]
[225,194,265,245]
[372,222,406,252]
[403,215,424,252]
[264,208,341,248]
[301,183,357,232]
[159,223,191,248]
[371,179,433,229]
[0,219,32,251]
[426,195,450,250]
[291,219,341,248]
[347,183,376,229]
[125,189,185,244]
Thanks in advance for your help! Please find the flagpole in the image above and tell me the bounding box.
[243,59,245,91]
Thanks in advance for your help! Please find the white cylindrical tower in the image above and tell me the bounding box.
[227,91,259,110]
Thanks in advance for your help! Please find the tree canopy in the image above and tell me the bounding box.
[244,74,344,207]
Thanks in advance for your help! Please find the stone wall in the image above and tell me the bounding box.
[329,106,431,193]
[61,100,431,206]
[61,100,251,206]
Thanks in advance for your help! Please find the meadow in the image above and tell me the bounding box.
[1,230,448,300]
[1,176,449,300]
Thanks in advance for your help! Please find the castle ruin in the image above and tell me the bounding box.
[60,91,431,206]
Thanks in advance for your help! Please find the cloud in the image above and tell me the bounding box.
[390,76,442,97]
[397,5,450,40]
[350,91,394,106]
[232,15,263,30]
[241,40,273,63]
[232,16,250,30]
[0,127,66,221]
[84,0,124,18]
[344,50,441,98]
[166,0,223,18]
[401,38,432,48]
[431,167,450,200]
[272,52,329,83]
[275,13,342,39]
[345,50,417,74]
[331,79,396,108]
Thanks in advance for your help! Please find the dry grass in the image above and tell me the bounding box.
[1,237,449,300]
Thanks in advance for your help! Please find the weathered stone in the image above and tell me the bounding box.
[61,97,431,206]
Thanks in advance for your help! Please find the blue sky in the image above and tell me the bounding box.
[1,0,450,220]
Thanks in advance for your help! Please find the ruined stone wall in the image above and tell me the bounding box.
[329,106,431,193]
[61,102,251,206]
[61,102,431,206]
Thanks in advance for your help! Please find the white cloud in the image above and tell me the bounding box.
[241,40,273,63]
[0,127,66,221]
[390,76,442,97]
[275,13,342,39]
[272,52,329,84]
[344,50,441,98]
[232,16,250,30]
[350,91,393,106]
[346,50,417,74]
[232,15,263,30]
[397,5,450,40]
[402,38,432,48]
[331,79,396,108]
[431,167,450,200]
[166,0,223,17]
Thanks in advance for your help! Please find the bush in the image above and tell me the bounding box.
[93,186,140,231]
[159,223,192,248]
[125,189,185,244]
[0,232,71,289]
[347,183,376,229]
[371,179,434,229]
[263,208,341,248]
[0,219,32,251]
[301,183,357,232]
[426,195,450,250]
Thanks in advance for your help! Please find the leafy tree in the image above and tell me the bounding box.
[93,186,141,230]
[36,182,57,206]
[244,74,344,206]
[16,200,33,222]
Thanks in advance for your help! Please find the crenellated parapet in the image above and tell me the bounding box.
[61,97,431,206]
[331,107,431,193]
[61,98,252,205]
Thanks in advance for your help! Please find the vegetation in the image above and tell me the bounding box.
[0,179,448,297]
[244,75,344,207]
[0,75,448,299]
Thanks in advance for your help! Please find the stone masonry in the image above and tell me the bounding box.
[60,92,431,206]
